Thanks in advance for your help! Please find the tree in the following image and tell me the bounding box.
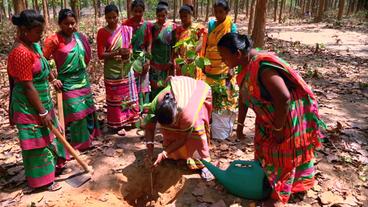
[2,0,9,18]
[42,0,49,27]
[279,0,285,22]
[205,0,210,21]
[251,0,267,48]
[337,0,344,20]
[23,0,28,8]
[174,0,177,22]
[289,0,293,14]
[315,0,325,22]
[127,0,131,18]
[273,0,278,22]
[51,0,56,19]
[13,0,26,15]
[234,0,239,22]
[32,0,39,11]
[248,0,256,35]
[70,0,79,19]
[246,0,249,17]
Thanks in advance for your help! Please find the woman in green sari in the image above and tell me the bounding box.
[149,1,175,100]
[43,9,100,150]
[7,10,67,193]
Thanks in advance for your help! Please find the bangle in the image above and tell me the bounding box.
[51,79,57,83]
[237,122,244,127]
[145,141,154,145]
[273,125,284,131]
[39,110,48,117]
[162,150,168,159]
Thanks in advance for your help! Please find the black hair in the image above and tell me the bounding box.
[11,9,45,29]
[213,0,230,11]
[105,4,119,15]
[58,8,76,24]
[131,0,145,11]
[179,4,194,15]
[156,1,169,13]
[218,33,252,54]
[156,93,177,125]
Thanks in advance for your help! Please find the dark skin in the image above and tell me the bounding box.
[16,24,53,128]
[219,47,290,143]
[103,11,130,60]
[213,5,229,25]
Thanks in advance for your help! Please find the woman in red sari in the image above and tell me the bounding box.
[97,4,138,135]
[218,33,325,204]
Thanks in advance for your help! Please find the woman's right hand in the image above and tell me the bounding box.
[52,79,63,91]
[40,111,53,128]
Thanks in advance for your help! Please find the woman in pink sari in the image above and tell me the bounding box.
[144,76,213,180]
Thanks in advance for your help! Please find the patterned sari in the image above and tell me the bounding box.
[145,76,212,170]
[238,53,325,203]
[205,16,238,112]
[173,23,207,80]
[44,32,100,151]
[150,22,174,100]
[123,18,152,106]
[101,26,140,128]
[8,43,68,188]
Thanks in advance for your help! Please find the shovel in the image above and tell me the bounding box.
[50,91,93,188]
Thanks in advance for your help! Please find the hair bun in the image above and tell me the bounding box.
[11,15,22,26]
[187,4,194,11]
[158,1,169,7]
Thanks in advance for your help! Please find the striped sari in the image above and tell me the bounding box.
[46,32,100,151]
[238,53,325,203]
[145,76,212,170]
[103,25,140,128]
[8,43,68,188]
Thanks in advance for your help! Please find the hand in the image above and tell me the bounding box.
[142,61,150,75]
[236,125,246,140]
[52,79,63,91]
[153,151,167,168]
[40,111,53,128]
[119,48,130,60]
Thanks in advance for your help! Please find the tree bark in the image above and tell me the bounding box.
[337,0,344,20]
[13,0,26,15]
[51,0,56,19]
[70,0,79,19]
[205,0,210,21]
[279,0,285,22]
[63,0,68,8]
[248,0,256,35]
[324,0,329,11]
[201,0,204,17]
[273,0,278,21]
[315,0,325,22]
[23,0,28,8]
[234,0,239,22]
[127,0,132,18]
[252,0,267,48]
[246,0,249,17]
[33,0,40,11]
[2,0,9,18]
[42,0,49,27]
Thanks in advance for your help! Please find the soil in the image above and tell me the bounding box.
[0,15,367,207]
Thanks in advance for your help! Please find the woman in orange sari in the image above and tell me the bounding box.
[144,76,213,180]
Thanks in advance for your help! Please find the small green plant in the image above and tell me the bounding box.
[124,51,152,74]
[211,82,235,111]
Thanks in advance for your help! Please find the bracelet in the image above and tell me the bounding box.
[273,125,284,131]
[145,141,154,145]
[237,122,245,127]
[162,150,168,159]
[39,110,48,117]
[51,79,58,84]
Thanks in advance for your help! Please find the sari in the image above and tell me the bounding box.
[8,43,68,188]
[145,76,212,170]
[97,25,140,128]
[43,32,100,151]
[150,22,175,100]
[123,18,152,106]
[238,53,325,203]
[205,16,238,112]
[173,23,207,80]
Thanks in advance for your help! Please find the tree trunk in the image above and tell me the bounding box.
[70,0,79,19]
[33,0,39,11]
[42,0,49,27]
[201,0,204,16]
[205,0,210,21]
[234,0,239,22]
[63,0,68,8]
[246,0,249,17]
[273,0,278,21]
[127,0,131,18]
[248,0,256,35]
[315,0,324,22]
[23,0,28,8]
[173,0,177,22]
[279,0,284,22]
[337,0,344,20]
[13,0,26,15]
[2,0,9,18]
[51,0,56,19]
[301,0,305,15]
[324,0,329,11]
[118,0,122,12]
[305,0,310,13]
[252,0,267,48]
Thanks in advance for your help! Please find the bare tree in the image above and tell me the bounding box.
[252,0,268,48]
[248,0,256,35]
[205,0,210,21]
[337,0,345,20]
[51,0,56,19]
[70,0,79,19]
[42,0,49,27]
[2,0,9,18]
[273,0,278,21]
[234,0,239,22]
[279,0,285,22]
[13,0,25,15]
[315,0,325,22]
[246,0,249,17]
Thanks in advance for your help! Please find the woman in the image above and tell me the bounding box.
[43,9,100,151]
[150,1,175,100]
[144,76,213,180]
[97,4,139,135]
[7,10,67,192]
[218,33,325,203]
[205,0,237,113]
[173,4,206,79]
[123,0,152,107]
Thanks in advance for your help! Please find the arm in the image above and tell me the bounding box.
[237,92,248,139]
[260,69,290,143]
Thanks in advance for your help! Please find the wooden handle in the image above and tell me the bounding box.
[56,92,65,133]
[49,125,90,172]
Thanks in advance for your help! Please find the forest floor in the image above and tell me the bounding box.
[0,15,367,207]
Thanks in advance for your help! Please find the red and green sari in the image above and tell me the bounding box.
[44,32,100,151]
[238,53,325,203]
[101,25,140,128]
[8,43,68,188]
[150,22,175,99]
[144,76,212,170]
